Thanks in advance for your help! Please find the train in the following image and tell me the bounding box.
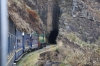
[7,17,47,66]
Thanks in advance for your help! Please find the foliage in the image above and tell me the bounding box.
[66,32,97,49]
[27,8,39,22]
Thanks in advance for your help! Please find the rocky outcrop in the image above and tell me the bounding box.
[8,0,44,34]
[8,0,100,43]
[72,0,100,21]
[59,0,100,43]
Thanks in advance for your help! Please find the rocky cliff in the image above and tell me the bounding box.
[8,0,44,34]
[56,0,100,44]
[9,0,100,66]
[8,0,100,44]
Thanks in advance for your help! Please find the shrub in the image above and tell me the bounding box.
[27,8,39,22]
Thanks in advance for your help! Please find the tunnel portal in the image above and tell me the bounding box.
[48,1,60,44]
[48,29,59,44]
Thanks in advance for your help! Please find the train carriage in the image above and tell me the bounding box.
[15,29,23,61]
[39,34,46,48]
[0,1,48,66]
[31,32,38,49]
[24,34,30,52]
[7,17,16,66]
[6,18,47,66]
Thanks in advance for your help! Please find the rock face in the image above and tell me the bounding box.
[24,0,60,34]
[59,0,100,43]
[8,0,100,44]
[9,0,100,65]
[8,0,44,34]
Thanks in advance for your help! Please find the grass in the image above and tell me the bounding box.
[65,32,100,50]
[58,45,87,65]
[16,45,57,66]
[57,32,100,66]
[58,45,95,66]
[16,51,39,66]
[16,33,100,66]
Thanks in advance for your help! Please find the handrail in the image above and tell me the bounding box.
[1,0,8,66]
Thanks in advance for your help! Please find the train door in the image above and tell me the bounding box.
[31,33,38,49]
[15,29,23,60]
[16,29,23,51]
[24,34,30,52]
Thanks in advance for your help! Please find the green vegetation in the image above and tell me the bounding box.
[66,32,99,50]
[16,51,39,66]
[59,63,66,66]
[16,45,57,66]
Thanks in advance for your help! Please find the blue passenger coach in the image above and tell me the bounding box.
[31,33,38,49]
[23,34,30,52]
[7,17,16,66]
[6,17,46,66]
[15,29,23,61]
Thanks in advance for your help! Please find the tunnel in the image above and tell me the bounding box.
[48,1,60,44]
[48,29,59,44]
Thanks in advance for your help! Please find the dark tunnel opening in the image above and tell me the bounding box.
[48,29,59,44]
[48,1,60,44]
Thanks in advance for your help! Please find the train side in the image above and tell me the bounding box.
[15,29,23,61]
[6,18,39,66]
[23,34,30,52]
[7,17,16,66]
[31,33,38,50]
[39,34,46,48]
[7,18,47,66]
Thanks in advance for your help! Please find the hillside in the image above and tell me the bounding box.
[8,0,100,66]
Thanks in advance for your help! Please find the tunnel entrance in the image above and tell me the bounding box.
[48,0,60,44]
[48,29,59,44]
